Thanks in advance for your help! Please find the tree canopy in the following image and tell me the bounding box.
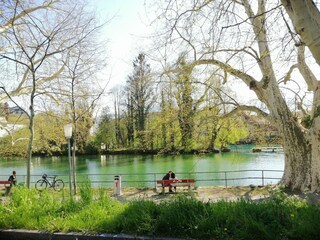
[147,0,320,192]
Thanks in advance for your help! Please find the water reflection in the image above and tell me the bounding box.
[100,155,107,167]
[0,146,284,187]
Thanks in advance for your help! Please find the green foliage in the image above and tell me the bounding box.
[156,196,210,237]
[74,109,95,154]
[0,112,67,157]
[0,132,28,157]
[1,186,64,230]
[301,115,312,129]
[83,140,99,155]
[94,107,116,151]
[79,179,94,205]
[33,113,66,155]
[0,110,96,156]
[216,118,248,148]
[1,187,320,239]
[94,99,252,153]
[113,200,160,235]
[124,53,154,148]
[0,187,124,233]
[147,111,181,151]
[6,114,29,125]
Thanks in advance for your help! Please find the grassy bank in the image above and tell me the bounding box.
[0,186,319,239]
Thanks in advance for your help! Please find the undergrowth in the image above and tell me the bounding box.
[0,186,319,239]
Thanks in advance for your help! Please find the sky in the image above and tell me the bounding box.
[88,1,259,115]
[90,0,152,93]
[89,0,257,108]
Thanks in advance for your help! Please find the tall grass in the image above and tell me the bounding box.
[0,186,319,239]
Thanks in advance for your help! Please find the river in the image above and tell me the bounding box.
[0,145,284,187]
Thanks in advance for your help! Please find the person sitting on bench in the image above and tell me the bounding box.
[162,170,173,193]
[170,171,178,192]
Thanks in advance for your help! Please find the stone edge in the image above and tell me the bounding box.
[0,229,183,240]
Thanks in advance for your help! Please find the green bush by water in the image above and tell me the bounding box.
[0,186,320,239]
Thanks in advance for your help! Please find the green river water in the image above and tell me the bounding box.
[0,145,284,188]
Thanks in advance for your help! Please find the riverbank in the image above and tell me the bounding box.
[0,185,272,204]
[2,185,318,204]
[107,185,271,203]
[1,185,320,240]
[107,185,320,204]
[102,148,224,155]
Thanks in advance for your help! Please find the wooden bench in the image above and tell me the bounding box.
[0,181,12,196]
[156,179,195,193]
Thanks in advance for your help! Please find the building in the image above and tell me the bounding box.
[9,106,25,115]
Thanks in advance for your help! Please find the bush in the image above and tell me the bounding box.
[113,200,160,235]
[1,187,320,239]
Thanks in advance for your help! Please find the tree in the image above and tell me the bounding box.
[56,5,108,194]
[152,0,320,191]
[33,112,66,156]
[112,87,126,148]
[94,107,115,150]
[125,53,155,148]
[174,59,195,150]
[126,93,135,147]
[159,82,179,151]
[163,56,218,151]
[281,0,320,66]
[0,0,105,188]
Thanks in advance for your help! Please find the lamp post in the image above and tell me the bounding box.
[64,124,73,197]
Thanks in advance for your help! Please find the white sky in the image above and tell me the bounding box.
[90,0,258,108]
[89,1,316,111]
[90,0,152,93]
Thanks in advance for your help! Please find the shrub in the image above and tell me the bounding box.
[1,187,320,239]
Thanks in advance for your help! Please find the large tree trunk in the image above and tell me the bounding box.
[309,117,320,191]
[243,0,318,192]
[280,0,320,191]
[264,77,315,191]
[278,116,320,192]
[280,120,312,191]
[281,0,320,66]
[279,0,320,191]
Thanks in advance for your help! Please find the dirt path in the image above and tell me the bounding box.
[108,186,272,203]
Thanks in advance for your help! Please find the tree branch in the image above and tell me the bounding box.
[221,105,269,119]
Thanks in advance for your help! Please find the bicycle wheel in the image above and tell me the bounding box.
[35,179,47,191]
[53,179,64,191]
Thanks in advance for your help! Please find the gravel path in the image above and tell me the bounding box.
[108,185,272,203]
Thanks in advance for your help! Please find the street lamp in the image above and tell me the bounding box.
[64,124,73,197]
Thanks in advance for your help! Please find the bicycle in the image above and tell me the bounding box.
[35,174,64,191]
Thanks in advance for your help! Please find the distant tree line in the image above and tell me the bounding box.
[93,53,280,154]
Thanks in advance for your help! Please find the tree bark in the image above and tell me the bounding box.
[281,0,320,66]
[280,0,320,191]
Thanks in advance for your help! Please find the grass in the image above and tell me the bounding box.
[0,186,320,239]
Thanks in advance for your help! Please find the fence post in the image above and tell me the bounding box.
[154,173,157,191]
[225,171,227,188]
[262,170,264,186]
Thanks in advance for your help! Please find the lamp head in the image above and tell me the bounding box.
[64,124,73,139]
